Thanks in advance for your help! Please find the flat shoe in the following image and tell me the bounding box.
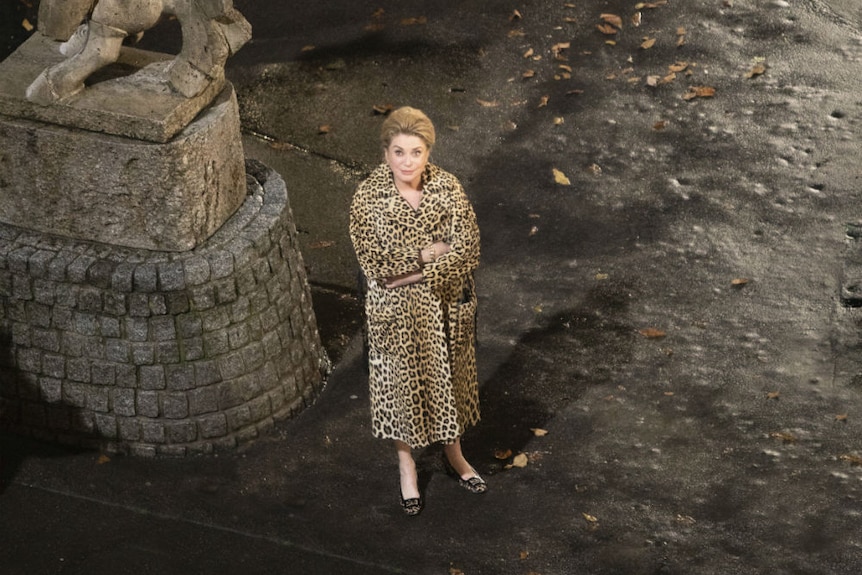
[400,493,423,516]
[442,455,488,494]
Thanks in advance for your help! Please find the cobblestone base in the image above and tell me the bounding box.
[0,160,329,456]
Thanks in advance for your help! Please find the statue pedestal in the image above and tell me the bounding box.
[0,83,246,252]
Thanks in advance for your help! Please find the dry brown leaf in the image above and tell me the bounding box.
[653,120,668,130]
[552,42,570,60]
[553,116,565,125]
[595,273,609,280]
[632,12,642,27]
[835,414,848,422]
[582,512,598,523]
[538,95,549,107]
[563,17,578,23]
[372,104,393,115]
[317,125,331,135]
[639,327,667,339]
[400,16,427,26]
[640,37,657,50]
[523,48,534,58]
[553,168,571,186]
[770,431,798,444]
[510,9,523,21]
[566,89,585,96]
[669,62,689,73]
[731,277,749,286]
[675,514,696,525]
[529,225,539,237]
[22,19,34,32]
[600,14,623,29]
[683,86,716,100]
[476,98,500,107]
[523,69,536,79]
[300,45,315,52]
[309,240,336,249]
[512,453,529,467]
[596,23,618,35]
[587,163,602,175]
[664,391,675,396]
[449,568,465,575]
[519,550,530,560]
[767,391,780,400]
[531,428,549,436]
[96,454,111,464]
[494,448,513,460]
[840,454,862,466]
[745,63,767,79]
[508,29,526,38]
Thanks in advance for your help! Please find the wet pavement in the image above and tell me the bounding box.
[3,0,862,573]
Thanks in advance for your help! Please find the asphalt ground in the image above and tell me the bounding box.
[3,1,862,574]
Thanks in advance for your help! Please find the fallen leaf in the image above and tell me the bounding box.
[596,23,618,35]
[669,62,689,73]
[664,391,675,396]
[508,29,526,38]
[835,414,848,422]
[372,104,393,115]
[519,550,530,560]
[770,431,798,444]
[96,454,111,465]
[523,48,534,58]
[449,568,465,575]
[511,453,529,467]
[600,14,623,29]
[317,125,331,135]
[595,273,609,280]
[476,98,500,107]
[553,168,571,186]
[558,64,573,73]
[566,89,585,96]
[300,45,315,52]
[745,63,767,79]
[563,17,578,23]
[731,277,749,286]
[494,448,513,460]
[653,120,667,130]
[309,240,336,249]
[632,12,642,27]
[675,514,696,525]
[767,391,780,400]
[531,428,549,437]
[22,19,33,32]
[683,86,716,100]
[587,163,602,175]
[840,454,862,466]
[510,9,523,21]
[523,69,536,79]
[582,512,598,523]
[532,304,544,313]
[400,16,427,26]
[552,42,570,60]
[640,37,656,50]
[639,327,666,338]
[538,95,549,107]
[529,225,539,237]
[553,116,565,125]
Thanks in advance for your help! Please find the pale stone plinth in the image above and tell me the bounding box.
[0,85,246,252]
[0,34,225,143]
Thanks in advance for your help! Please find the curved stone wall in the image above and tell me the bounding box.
[0,161,329,456]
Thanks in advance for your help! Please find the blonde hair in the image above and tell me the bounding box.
[380,106,436,150]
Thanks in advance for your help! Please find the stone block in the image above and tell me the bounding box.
[0,51,246,251]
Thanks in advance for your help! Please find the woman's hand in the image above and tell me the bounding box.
[384,270,424,289]
[419,241,452,265]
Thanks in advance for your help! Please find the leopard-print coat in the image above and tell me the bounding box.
[349,162,481,449]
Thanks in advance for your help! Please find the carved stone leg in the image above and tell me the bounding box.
[26,21,127,104]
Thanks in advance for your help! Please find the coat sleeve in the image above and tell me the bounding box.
[422,181,480,291]
[349,184,422,280]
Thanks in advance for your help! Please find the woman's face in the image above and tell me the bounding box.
[385,134,430,190]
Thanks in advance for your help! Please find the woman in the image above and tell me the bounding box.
[349,107,485,516]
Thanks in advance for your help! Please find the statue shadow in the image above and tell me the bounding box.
[0,330,91,495]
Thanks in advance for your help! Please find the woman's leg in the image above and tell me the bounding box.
[443,437,480,480]
[396,440,420,500]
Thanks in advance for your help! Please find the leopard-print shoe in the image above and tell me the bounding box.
[400,492,423,516]
[442,455,488,494]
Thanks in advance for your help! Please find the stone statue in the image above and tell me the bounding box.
[26,0,251,104]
